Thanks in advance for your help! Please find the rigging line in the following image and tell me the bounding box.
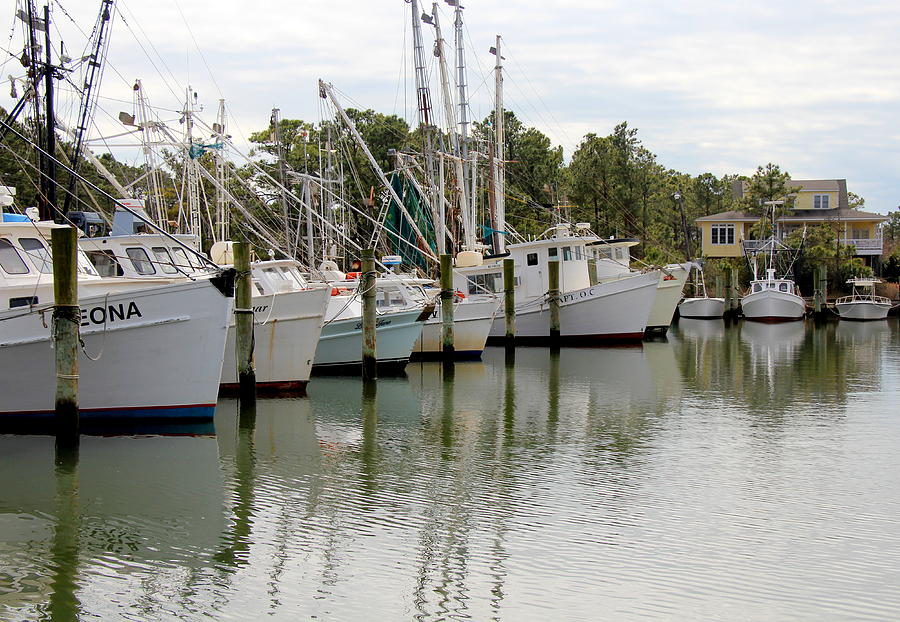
[114,0,182,102]
[171,0,223,100]
[502,43,574,151]
[0,115,220,267]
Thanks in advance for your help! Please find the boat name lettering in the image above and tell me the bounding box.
[252,305,269,313]
[353,319,393,330]
[80,301,143,326]
[560,288,595,304]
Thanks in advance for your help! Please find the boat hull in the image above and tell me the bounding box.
[487,271,659,344]
[835,301,891,321]
[411,296,501,360]
[741,290,806,322]
[313,308,426,373]
[0,279,232,421]
[678,297,726,319]
[220,287,331,394]
[646,263,691,332]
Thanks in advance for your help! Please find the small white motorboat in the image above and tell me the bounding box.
[678,265,725,319]
[835,278,891,321]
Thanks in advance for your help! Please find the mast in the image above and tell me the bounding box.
[62,0,114,216]
[490,36,505,254]
[43,3,58,222]
[451,0,471,205]
[133,80,166,226]
[183,87,201,239]
[213,99,229,242]
[271,108,292,256]
[427,3,473,252]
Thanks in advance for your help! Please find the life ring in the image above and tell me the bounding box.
[345,271,361,280]
[454,290,466,301]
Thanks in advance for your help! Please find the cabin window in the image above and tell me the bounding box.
[376,287,407,309]
[253,281,266,296]
[752,283,762,293]
[152,247,178,274]
[281,267,304,287]
[20,238,52,274]
[813,194,830,209]
[467,272,500,295]
[768,282,776,289]
[9,295,38,309]
[0,239,29,274]
[779,283,789,292]
[710,224,735,245]
[126,247,156,275]
[263,267,286,280]
[87,250,124,277]
[526,253,538,266]
[548,247,558,258]
[562,246,573,261]
[171,248,192,271]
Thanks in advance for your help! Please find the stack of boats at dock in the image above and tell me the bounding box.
[1,201,697,424]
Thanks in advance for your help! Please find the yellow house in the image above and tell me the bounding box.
[696,179,888,262]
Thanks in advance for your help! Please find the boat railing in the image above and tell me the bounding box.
[835,294,891,305]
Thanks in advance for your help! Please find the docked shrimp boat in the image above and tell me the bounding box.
[835,278,891,320]
[741,268,806,322]
[453,223,660,343]
[586,238,691,333]
[76,205,331,394]
[0,214,233,421]
[311,264,432,372]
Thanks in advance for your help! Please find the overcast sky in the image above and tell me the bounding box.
[4,0,900,214]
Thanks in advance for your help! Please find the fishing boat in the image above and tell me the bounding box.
[0,215,233,422]
[453,223,660,343]
[741,202,806,322]
[835,278,891,320]
[678,264,725,319]
[75,209,332,394]
[587,238,692,332]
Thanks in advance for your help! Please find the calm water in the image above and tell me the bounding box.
[2,319,900,621]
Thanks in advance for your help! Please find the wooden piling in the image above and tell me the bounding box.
[440,254,455,359]
[361,249,377,380]
[503,258,516,345]
[233,242,256,403]
[548,259,561,344]
[52,227,79,435]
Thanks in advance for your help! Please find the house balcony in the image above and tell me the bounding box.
[741,237,883,256]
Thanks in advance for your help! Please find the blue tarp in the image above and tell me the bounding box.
[1,213,29,222]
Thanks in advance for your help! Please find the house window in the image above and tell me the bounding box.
[813,195,830,209]
[851,228,870,240]
[20,238,52,274]
[710,224,735,245]
[0,239,29,274]
[126,247,156,275]
[526,253,538,266]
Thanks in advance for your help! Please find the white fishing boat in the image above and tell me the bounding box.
[741,203,806,322]
[835,278,891,321]
[76,209,332,394]
[0,216,233,421]
[453,224,660,343]
[742,268,806,322]
[587,238,691,332]
[678,265,725,319]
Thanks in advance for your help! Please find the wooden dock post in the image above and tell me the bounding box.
[714,275,723,300]
[361,248,377,380]
[51,227,79,436]
[814,264,828,317]
[233,242,256,404]
[440,254,455,360]
[503,258,516,345]
[548,259,561,344]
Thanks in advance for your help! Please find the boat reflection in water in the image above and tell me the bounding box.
[0,424,225,620]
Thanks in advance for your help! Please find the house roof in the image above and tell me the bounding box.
[695,208,888,224]
[731,178,850,209]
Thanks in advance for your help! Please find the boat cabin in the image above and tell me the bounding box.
[452,223,596,302]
